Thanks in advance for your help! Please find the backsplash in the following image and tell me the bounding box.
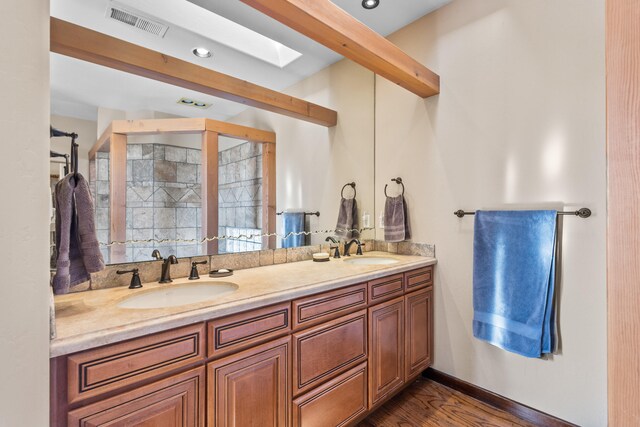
[63,240,435,293]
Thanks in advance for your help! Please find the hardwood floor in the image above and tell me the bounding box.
[358,378,538,427]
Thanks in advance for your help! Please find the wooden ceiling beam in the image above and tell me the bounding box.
[50,18,338,127]
[240,0,440,98]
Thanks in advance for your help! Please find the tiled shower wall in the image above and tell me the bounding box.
[90,144,203,263]
[126,144,202,261]
[218,142,262,254]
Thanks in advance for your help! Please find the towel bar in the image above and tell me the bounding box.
[276,211,320,217]
[453,208,591,218]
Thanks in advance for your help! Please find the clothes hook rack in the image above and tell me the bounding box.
[453,208,592,218]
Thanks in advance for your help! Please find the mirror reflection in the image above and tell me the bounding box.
[49,20,375,265]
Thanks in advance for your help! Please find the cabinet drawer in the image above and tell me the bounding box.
[293,310,367,396]
[292,283,367,330]
[293,363,368,427]
[68,367,205,427]
[207,302,290,358]
[67,324,205,404]
[368,273,404,304]
[404,266,433,292]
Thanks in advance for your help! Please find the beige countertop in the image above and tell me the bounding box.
[51,252,436,358]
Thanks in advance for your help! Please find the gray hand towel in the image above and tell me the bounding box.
[336,197,359,239]
[52,173,104,294]
[384,195,411,242]
[74,174,105,274]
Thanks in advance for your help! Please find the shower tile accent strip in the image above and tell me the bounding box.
[73,240,435,293]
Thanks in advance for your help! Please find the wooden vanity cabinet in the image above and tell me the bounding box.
[52,265,434,427]
[366,271,434,410]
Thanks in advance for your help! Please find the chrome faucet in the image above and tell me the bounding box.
[159,255,178,283]
[344,239,364,256]
[325,236,341,258]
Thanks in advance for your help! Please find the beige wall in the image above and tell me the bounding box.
[0,0,50,425]
[374,1,606,425]
[51,114,97,178]
[228,59,375,246]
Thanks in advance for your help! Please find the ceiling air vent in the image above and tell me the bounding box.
[106,4,169,38]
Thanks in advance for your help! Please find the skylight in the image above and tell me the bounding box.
[113,0,302,68]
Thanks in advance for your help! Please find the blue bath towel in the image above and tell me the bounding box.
[473,210,557,358]
[281,211,305,248]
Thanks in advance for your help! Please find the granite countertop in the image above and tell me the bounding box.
[51,251,436,358]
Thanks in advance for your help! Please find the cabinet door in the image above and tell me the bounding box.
[207,336,290,427]
[368,296,404,407]
[405,288,433,379]
[67,367,205,427]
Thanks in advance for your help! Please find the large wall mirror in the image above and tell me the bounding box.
[49,1,375,265]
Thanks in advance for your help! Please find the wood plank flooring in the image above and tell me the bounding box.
[358,378,538,427]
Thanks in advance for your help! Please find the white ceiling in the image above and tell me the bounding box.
[50,0,451,123]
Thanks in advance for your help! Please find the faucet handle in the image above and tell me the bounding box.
[330,245,341,259]
[151,249,163,260]
[189,260,208,280]
[356,242,365,256]
[117,268,142,289]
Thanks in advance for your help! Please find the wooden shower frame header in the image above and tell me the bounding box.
[91,118,276,262]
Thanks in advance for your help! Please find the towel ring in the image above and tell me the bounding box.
[384,177,404,197]
[341,182,356,199]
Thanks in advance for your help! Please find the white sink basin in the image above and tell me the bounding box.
[117,281,238,309]
[343,256,399,265]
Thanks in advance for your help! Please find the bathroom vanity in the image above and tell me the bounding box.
[50,254,435,426]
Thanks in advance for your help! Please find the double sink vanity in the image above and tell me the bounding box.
[50,252,436,426]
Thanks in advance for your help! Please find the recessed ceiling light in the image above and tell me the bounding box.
[192,47,212,58]
[177,97,211,109]
[362,0,380,9]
